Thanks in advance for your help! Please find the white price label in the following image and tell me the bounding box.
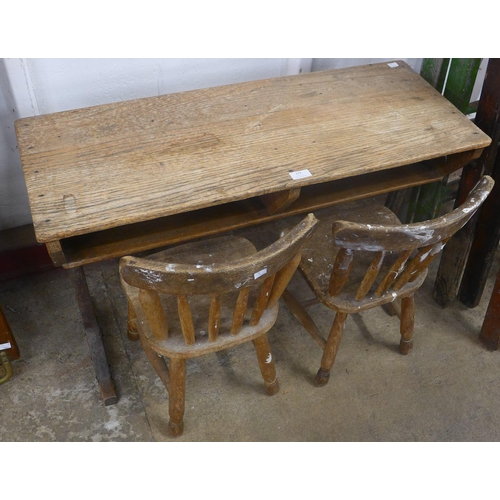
[387,62,399,68]
[0,342,12,350]
[289,169,312,180]
[254,268,267,280]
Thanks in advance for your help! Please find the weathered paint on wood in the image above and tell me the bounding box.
[444,59,482,114]
[420,58,450,93]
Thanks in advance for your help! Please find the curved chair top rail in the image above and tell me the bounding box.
[120,213,318,295]
[332,175,494,252]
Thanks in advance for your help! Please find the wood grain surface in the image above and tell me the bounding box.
[16,61,491,243]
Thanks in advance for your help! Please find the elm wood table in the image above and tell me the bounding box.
[14,60,491,405]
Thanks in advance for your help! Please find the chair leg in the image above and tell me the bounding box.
[399,295,414,355]
[382,302,399,318]
[168,357,186,438]
[316,311,348,387]
[138,335,170,390]
[282,290,326,349]
[127,300,139,341]
[253,334,279,395]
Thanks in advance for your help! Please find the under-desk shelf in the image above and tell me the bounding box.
[58,157,460,268]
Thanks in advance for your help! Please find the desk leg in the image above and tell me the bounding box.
[68,266,118,405]
[479,266,500,351]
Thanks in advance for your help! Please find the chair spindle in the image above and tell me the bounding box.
[356,251,385,300]
[393,242,446,291]
[208,294,221,342]
[231,287,250,336]
[329,248,354,296]
[177,295,195,345]
[375,250,412,297]
[250,274,276,326]
[267,253,302,308]
[139,289,169,341]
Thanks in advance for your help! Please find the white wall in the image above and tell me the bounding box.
[312,58,423,73]
[0,61,31,230]
[0,58,422,231]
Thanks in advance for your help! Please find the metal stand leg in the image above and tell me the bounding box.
[68,266,118,406]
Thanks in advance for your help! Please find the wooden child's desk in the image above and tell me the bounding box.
[15,61,491,404]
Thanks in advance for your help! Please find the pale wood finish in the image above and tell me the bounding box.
[126,298,139,341]
[45,241,65,267]
[329,248,354,296]
[120,214,317,437]
[138,290,168,341]
[399,296,415,355]
[17,61,490,245]
[43,150,487,270]
[267,253,302,307]
[231,288,250,336]
[15,61,492,406]
[260,188,302,215]
[283,177,494,386]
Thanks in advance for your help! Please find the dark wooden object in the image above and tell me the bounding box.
[120,214,317,437]
[284,177,494,386]
[0,306,20,385]
[68,267,118,405]
[458,62,500,308]
[0,224,54,282]
[459,150,500,309]
[433,58,500,307]
[479,268,500,350]
[0,306,20,361]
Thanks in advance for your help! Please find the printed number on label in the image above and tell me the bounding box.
[289,169,312,180]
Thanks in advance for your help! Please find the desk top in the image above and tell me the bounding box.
[16,60,491,243]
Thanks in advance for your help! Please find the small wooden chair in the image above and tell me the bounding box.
[120,213,317,437]
[283,176,494,387]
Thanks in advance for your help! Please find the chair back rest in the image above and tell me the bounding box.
[328,175,494,300]
[120,213,318,345]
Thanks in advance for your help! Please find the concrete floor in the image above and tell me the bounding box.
[1,218,500,442]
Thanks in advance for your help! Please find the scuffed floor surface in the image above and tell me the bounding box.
[2,223,500,442]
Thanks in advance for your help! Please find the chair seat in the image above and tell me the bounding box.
[148,234,257,265]
[127,234,279,359]
[298,202,427,313]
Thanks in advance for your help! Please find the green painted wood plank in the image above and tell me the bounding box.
[406,58,483,223]
[444,58,482,114]
[420,58,450,93]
